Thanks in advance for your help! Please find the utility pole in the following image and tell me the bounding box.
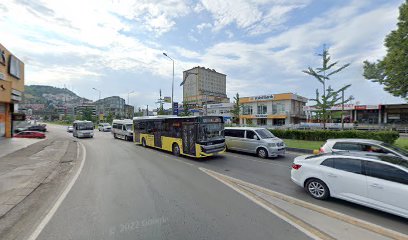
[146,105,149,116]
[341,88,344,130]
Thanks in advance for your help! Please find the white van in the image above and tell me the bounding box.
[72,120,94,138]
[224,127,285,158]
[111,119,133,141]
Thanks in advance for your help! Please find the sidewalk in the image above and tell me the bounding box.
[0,138,77,218]
[0,138,44,159]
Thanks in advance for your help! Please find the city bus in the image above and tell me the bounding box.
[111,119,133,141]
[72,120,94,138]
[133,116,225,158]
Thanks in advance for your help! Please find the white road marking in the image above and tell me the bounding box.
[200,167,408,240]
[27,142,87,240]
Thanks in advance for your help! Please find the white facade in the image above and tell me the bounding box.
[183,66,229,107]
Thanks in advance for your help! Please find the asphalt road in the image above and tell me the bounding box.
[36,126,408,239]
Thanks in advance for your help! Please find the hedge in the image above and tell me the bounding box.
[269,129,400,144]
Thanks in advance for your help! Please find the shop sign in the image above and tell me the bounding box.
[255,114,268,118]
[250,95,274,101]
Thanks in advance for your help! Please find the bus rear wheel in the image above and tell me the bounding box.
[142,138,147,147]
[172,143,180,157]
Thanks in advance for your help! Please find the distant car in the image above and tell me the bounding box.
[67,126,74,132]
[291,152,408,219]
[98,123,112,132]
[224,127,285,158]
[319,138,408,161]
[14,131,46,139]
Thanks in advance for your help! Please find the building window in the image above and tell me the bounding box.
[243,105,253,115]
[272,102,285,114]
[257,118,267,125]
[257,104,267,114]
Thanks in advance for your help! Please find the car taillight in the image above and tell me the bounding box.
[292,164,302,170]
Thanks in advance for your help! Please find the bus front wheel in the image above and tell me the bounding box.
[142,138,147,147]
[172,143,180,157]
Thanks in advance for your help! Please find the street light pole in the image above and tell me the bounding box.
[163,52,174,110]
[128,90,134,119]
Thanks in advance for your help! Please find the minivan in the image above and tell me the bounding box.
[224,127,285,158]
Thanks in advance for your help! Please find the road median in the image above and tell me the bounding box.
[0,138,77,219]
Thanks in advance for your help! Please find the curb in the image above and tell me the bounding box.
[286,147,314,154]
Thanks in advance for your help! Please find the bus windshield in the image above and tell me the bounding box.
[77,122,93,130]
[198,123,224,142]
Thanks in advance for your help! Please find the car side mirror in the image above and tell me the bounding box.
[253,135,259,140]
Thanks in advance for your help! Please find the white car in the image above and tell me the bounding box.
[98,123,112,132]
[319,138,408,161]
[67,126,73,133]
[291,152,408,218]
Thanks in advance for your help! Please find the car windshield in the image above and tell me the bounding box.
[78,123,93,130]
[255,129,275,139]
[381,143,408,157]
[102,123,110,126]
[198,123,224,142]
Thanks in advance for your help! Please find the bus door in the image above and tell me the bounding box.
[153,120,162,148]
[182,122,196,155]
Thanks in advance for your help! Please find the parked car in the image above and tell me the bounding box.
[291,152,408,219]
[224,127,285,158]
[14,131,46,139]
[319,138,408,161]
[98,123,112,132]
[14,125,47,133]
[67,126,74,132]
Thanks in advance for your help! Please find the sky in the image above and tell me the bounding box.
[0,0,406,109]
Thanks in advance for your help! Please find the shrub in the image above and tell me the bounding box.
[269,129,399,144]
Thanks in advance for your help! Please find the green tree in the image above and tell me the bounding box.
[230,93,241,124]
[179,102,191,116]
[303,47,353,129]
[363,1,408,100]
[82,108,93,121]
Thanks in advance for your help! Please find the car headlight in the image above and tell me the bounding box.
[268,143,276,147]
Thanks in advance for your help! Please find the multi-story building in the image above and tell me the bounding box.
[124,104,134,119]
[74,104,97,117]
[240,93,308,126]
[183,66,229,108]
[0,43,24,138]
[206,103,234,123]
[94,96,126,118]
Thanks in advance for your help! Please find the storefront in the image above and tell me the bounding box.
[240,93,307,126]
[0,43,25,138]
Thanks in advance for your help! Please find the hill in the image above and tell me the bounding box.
[22,85,91,106]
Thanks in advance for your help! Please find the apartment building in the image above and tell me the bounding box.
[183,66,229,108]
[94,96,126,118]
[240,93,307,126]
[0,43,24,138]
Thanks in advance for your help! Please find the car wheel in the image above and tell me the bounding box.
[172,143,180,157]
[257,147,268,159]
[114,133,117,139]
[125,135,128,141]
[305,179,330,200]
[142,138,146,147]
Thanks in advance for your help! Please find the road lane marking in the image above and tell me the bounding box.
[27,142,87,240]
[224,152,290,168]
[200,167,408,240]
[200,167,334,240]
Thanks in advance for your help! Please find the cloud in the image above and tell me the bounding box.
[199,0,310,34]
[196,22,212,33]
